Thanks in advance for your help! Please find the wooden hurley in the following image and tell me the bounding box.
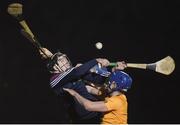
[7,3,48,58]
[109,56,175,75]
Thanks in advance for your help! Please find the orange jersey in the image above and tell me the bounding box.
[101,94,128,124]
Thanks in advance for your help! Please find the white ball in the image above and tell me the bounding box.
[95,42,103,49]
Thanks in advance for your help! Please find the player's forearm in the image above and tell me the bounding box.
[86,85,101,96]
[64,88,108,112]
[73,92,108,112]
[73,92,94,111]
[74,59,98,77]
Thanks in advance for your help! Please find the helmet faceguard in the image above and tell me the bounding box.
[47,52,72,73]
[107,70,132,92]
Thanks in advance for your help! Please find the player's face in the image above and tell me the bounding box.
[107,81,117,93]
[53,54,72,73]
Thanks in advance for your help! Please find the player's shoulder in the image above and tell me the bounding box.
[111,94,127,105]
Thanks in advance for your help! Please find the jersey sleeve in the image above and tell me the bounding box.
[51,59,98,88]
[73,59,98,78]
[82,73,106,84]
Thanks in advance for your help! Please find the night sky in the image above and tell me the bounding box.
[0,0,180,123]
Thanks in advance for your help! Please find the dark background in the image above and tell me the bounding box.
[0,0,180,123]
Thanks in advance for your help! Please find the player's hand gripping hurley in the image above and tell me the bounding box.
[7,3,49,58]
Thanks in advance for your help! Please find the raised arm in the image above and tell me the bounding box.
[73,58,110,78]
[51,58,110,89]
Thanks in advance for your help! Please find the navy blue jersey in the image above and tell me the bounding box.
[49,59,104,122]
[50,59,107,91]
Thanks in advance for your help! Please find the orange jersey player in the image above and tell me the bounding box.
[64,70,132,124]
